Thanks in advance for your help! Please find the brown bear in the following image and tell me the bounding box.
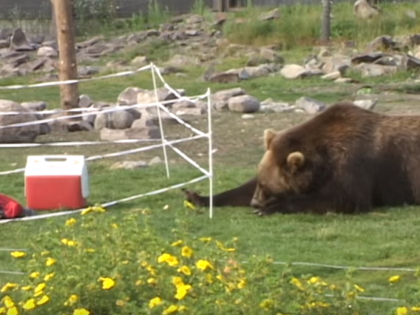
[182,102,420,215]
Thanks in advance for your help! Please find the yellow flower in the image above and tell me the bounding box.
[85,249,95,253]
[310,301,330,308]
[44,272,55,281]
[216,241,235,252]
[308,276,321,284]
[147,278,157,284]
[397,306,409,315]
[178,305,187,312]
[135,280,143,286]
[389,275,401,283]
[22,298,36,310]
[64,295,78,306]
[146,265,156,276]
[181,246,193,258]
[81,206,106,215]
[290,277,304,290]
[73,308,90,315]
[259,299,274,310]
[163,305,178,315]
[30,272,40,279]
[10,251,25,258]
[65,218,77,226]
[206,274,214,284]
[6,307,17,315]
[199,237,212,242]
[111,223,118,229]
[196,259,213,271]
[148,297,162,308]
[157,253,179,266]
[183,200,196,210]
[98,277,115,290]
[61,238,77,246]
[237,279,246,289]
[175,284,192,300]
[40,251,50,256]
[36,295,49,305]
[116,300,125,307]
[354,284,365,292]
[171,240,183,247]
[46,257,56,266]
[0,283,18,293]
[34,283,46,294]
[178,265,192,276]
[2,296,14,308]
[0,307,5,314]
[172,276,184,288]
[21,286,32,291]
[412,306,420,312]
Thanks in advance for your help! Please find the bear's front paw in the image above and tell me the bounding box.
[181,188,205,207]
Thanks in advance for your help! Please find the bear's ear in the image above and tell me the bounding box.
[264,129,277,150]
[287,152,305,174]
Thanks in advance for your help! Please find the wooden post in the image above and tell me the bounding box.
[213,0,229,12]
[52,0,79,112]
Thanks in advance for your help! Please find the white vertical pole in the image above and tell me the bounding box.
[207,88,214,219]
[151,63,170,178]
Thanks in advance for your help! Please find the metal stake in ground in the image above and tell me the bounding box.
[52,0,80,114]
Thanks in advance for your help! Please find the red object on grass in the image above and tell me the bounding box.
[0,193,24,219]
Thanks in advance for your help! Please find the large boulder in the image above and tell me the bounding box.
[0,100,40,143]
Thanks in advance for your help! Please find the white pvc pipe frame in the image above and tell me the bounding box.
[0,63,214,223]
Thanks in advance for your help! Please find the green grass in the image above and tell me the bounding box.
[1,2,420,313]
[2,165,420,314]
[221,2,420,50]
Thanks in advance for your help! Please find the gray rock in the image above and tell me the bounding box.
[295,97,327,114]
[0,100,40,143]
[136,87,184,107]
[354,0,380,19]
[280,64,311,79]
[149,156,163,166]
[10,29,33,51]
[131,56,149,67]
[175,108,204,116]
[112,110,135,129]
[20,101,47,111]
[321,71,341,80]
[131,117,156,128]
[79,94,92,108]
[353,99,378,110]
[37,46,57,58]
[117,87,145,106]
[208,72,240,84]
[100,126,161,141]
[171,100,196,112]
[228,95,261,113]
[67,120,94,132]
[354,63,397,77]
[259,8,280,21]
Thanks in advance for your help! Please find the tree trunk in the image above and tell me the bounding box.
[321,0,331,43]
[52,0,80,112]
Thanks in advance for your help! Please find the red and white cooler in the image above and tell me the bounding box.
[24,155,89,211]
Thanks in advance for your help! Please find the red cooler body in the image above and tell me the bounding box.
[24,155,89,211]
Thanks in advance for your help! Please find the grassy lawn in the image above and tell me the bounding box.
[1,2,420,314]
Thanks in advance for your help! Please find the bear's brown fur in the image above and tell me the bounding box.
[183,102,420,215]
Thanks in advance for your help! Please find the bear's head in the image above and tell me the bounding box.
[251,129,308,209]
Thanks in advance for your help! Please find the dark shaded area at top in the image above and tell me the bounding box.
[1,0,411,20]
